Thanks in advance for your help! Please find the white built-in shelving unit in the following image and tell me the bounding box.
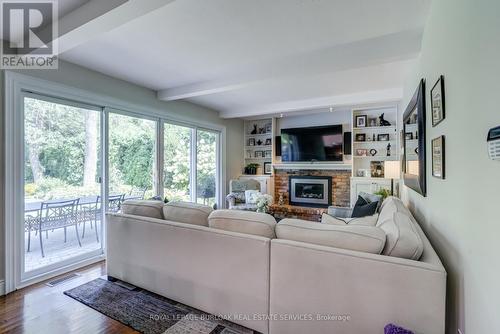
[243,118,274,175]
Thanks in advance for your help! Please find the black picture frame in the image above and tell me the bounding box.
[355,115,367,128]
[432,136,445,179]
[264,162,272,175]
[405,132,414,140]
[265,138,272,145]
[355,133,366,142]
[431,75,445,127]
[403,79,427,197]
[248,138,255,146]
[377,134,390,141]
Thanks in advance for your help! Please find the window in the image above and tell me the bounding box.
[196,129,218,206]
[108,113,156,199]
[163,123,191,201]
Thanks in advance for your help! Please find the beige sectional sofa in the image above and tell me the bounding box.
[107,197,446,334]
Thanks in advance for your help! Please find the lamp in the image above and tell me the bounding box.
[384,160,400,196]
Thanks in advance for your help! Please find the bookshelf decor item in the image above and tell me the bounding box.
[355,133,366,142]
[355,115,367,128]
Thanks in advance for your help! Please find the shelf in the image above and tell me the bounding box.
[245,145,272,149]
[353,156,398,160]
[353,141,396,144]
[353,126,396,131]
[245,157,272,161]
[245,133,272,137]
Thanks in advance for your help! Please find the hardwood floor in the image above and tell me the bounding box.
[0,261,137,334]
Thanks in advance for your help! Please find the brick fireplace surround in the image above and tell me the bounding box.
[272,169,351,221]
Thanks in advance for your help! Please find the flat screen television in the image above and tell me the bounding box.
[281,125,343,162]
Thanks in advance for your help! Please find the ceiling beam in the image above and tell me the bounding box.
[157,29,422,102]
[217,88,403,119]
[52,0,176,54]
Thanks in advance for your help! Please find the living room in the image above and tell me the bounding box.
[0,0,499,333]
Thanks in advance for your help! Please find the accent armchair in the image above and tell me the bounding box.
[226,179,261,210]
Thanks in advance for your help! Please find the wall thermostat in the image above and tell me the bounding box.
[487,126,500,160]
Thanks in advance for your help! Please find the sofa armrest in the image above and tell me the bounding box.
[269,239,446,334]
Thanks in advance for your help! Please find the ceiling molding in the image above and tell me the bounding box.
[218,88,403,119]
[157,29,422,102]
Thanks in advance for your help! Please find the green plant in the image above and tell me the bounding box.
[246,163,259,169]
[374,188,391,200]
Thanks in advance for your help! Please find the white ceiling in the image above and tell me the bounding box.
[58,0,431,118]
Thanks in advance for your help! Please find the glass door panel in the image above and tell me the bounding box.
[163,123,192,201]
[196,129,218,207]
[108,113,156,200]
[23,95,103,276]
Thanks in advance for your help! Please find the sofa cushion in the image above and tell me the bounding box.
[208,209,276,238]
[276,218,386,254]
[162,201,213,226]
[377,211,424,260]
[121,200,164,219]
[321,213,379,226]
[351,196,379,217]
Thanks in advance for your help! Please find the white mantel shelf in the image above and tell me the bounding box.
[272,163,352,171]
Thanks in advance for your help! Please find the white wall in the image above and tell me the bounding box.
[400,1,500,333]
[276,110,351,133]
[0,60,244,282]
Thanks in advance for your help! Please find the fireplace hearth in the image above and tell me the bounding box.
[289,176,332,207]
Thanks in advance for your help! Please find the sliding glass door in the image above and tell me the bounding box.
[23,94,104,279]
[14,88,222,288]
[108,112,157,199]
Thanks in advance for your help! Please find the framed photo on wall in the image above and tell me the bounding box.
[431,75,445,127]
[432,136,445,179]
[377,133,390,141]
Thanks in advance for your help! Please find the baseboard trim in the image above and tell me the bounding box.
[0,280,5,296]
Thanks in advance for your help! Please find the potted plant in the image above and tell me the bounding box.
[245,163,260,175]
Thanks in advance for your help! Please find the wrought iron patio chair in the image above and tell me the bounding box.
[37,199,81,258]
[128,187,147,200]
[82,194,124,242]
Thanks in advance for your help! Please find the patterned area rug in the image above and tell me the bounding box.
[64,278,259,334]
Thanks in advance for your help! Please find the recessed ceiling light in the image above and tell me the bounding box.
[280,113,284,118]
[329,107,333,112]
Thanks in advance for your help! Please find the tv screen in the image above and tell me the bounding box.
[281,125,343,162]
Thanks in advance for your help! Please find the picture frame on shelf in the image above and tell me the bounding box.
[255,151,264,158]
[431,75,445,127]
[265,138,272,145]
[355,115,367,128]
[377,133,390,141]
[369,117,377,127]
[405,132,414,140]
[264,162,272,175]
[356,149,368,157]
[248,138,255,146]
[265,122,272,133]
[370,161,385,178]
[432,136,445,179]
[355,133,366,142]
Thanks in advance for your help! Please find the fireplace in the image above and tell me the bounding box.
[289,176,332,207]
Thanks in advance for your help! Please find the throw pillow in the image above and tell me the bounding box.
[233,192,246,204]
[245,190,260,204]
[351,196,378,218]
[322,213,379,226]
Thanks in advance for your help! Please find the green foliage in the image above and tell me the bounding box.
[23,98,218,203]
[374,188,391,200]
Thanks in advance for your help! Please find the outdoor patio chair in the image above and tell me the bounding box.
[82,194,124,242]
[35,198,81,258]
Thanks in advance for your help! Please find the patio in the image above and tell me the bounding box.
[25,222,102,272]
